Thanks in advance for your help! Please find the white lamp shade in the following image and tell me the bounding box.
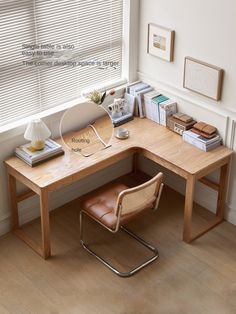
[24,119,51,142]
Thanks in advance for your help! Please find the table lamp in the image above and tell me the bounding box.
[24,119,51,151]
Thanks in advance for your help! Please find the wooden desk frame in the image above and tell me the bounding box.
[6,146,231,259]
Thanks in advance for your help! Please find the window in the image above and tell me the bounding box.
[0,0,126,127]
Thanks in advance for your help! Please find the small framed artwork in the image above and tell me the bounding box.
[183,57,224,101]
[147,23,175,62]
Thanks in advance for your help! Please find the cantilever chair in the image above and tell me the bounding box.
[79,172,164,277]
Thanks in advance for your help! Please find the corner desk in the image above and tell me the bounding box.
[5,118,233,259]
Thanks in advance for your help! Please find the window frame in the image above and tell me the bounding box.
[0,0,139,140]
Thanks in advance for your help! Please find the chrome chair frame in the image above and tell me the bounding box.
[79,179,164,278]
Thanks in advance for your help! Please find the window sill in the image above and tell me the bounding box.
[0,79,127,143]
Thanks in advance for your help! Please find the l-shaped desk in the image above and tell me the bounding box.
[5,118,233,259]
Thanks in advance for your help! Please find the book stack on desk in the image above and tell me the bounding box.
[159,99,177,126]
[183,130,222,151]
[126,82,177,122]
[126,81,153,117]
[144,92,177,125]
[144,90,161,121]
[126,81,150,96]
[15,138,64,167]
[151,95,169,123]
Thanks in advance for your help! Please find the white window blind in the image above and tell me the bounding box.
[0,0,125,127]
[0,0,40,126]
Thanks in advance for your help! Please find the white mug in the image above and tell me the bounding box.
[117,127,129,137]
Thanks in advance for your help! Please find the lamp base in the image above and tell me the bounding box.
[30,140,45,151]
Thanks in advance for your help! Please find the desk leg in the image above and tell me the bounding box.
[216,163,230,220]
[39,189,51,259]
[8,173,51,259]
[8,174,19,230]
[183,174,195,243]
[183,161,231,243]
[133,152,139,173]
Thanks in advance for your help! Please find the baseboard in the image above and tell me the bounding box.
[0,217,11,237]
[225,206,236,225]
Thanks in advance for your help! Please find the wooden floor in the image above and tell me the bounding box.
[0,172,236,314]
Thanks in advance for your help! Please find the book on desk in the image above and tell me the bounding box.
[183,130,222,151]
[126,81,177,123]
[15,138,64,167]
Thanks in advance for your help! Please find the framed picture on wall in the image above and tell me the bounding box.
[183,57,224,101]
[147,23,175,62]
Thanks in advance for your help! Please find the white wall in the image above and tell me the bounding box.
[138,0,236,224]
[139,0,236,112]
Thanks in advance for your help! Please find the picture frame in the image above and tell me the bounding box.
[147,23,175,62]
[183,57,224,101]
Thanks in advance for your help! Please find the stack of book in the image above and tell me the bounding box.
[135,86,154,118]
[151,95,169,123]
[144,90,160,121]
[144,92,177,125]
[183,130,222,151]
[126,81,177,123]
[126,81,150,95]
[159,99,177,126]
[126,81,153,117]
[15,138,64,167]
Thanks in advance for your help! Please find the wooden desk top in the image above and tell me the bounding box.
[5,118,233,191]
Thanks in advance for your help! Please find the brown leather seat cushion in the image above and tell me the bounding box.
[80,182,153,229]
[80,183,128,228]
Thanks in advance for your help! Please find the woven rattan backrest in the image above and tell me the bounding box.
[115,173,163,216]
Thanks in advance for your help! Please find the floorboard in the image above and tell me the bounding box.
[0,172,236,314]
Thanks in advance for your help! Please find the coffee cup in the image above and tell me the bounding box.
[117,127,129,138]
